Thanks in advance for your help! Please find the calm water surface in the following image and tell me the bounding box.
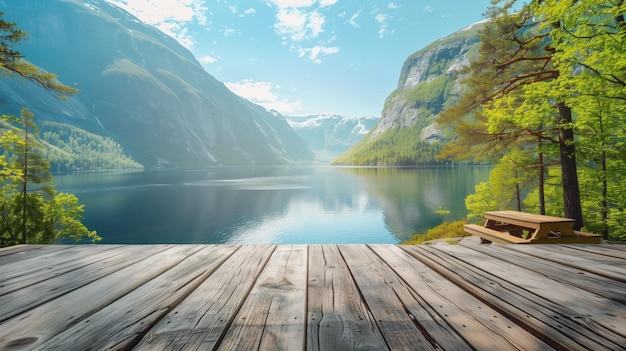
[54,166,489,244]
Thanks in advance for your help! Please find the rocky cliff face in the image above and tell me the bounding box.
[286,114,378,161]
[0,0,313,167]
[373,24,481,140]
[334,23,483,166]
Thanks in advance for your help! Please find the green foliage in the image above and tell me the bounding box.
[405,75,451,110]
[402,220,470,245]
[41,122,143,172]
[437,0,626,239]
[0,13,78,99]
[332,125,446,166]
[0,109,100,247]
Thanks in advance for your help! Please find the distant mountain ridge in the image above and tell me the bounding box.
[334,23,484,166]
[0,0,314,168]
[286,113,379,161]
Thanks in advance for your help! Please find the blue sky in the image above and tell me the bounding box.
[105,0,495,117]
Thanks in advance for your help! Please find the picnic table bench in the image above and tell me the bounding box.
[464,210,602,244]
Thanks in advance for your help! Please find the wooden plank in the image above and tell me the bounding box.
[434,244,626,338]
[530,244,625,264]
[0,245,204,350]
[0,245,130,293]
[376,245,554,351]
[562,244,626,260]
[34,245,240,351]
[218,245,308,351]
[504,245,626,283]
[518,244,624,267]
[307,245,388,351]
[338,245,461,351]
[465,244,626,304]
[408,245,619,351]
[0,245,172,323]
[0,245,120,283]
[0,245,71,265]
[0,244,34,255]
[597,243,626,253]
[133,245,276,350]
[464,224,530,244]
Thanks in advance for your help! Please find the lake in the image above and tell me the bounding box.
[53,166,489,244]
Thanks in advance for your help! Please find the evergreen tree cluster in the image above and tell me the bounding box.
[332,125,446,166]
[0,109,100,247]
[440,0,626,240]
[41,121,143,172]
[0,13,99,246]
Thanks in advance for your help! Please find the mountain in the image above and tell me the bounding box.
[286,114,379,162]
[0,0,314,168]
[333,22,484,166]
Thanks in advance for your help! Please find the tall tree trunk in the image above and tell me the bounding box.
[21,119,28,244]
[600,151,609,239]
[557,102,583,229]
[514,168,522,211]
[538,136,546,215]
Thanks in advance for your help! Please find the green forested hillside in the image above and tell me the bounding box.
[41,122,143,172]
[332,124,445,166]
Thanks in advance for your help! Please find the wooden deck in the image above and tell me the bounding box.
[1,243,625,350]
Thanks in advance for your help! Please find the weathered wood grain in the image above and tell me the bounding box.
[34,245,239,351]
[504,244,626,282]
[0,244,119,284]
[0,244,624,351]
[0,245,171,323]
[338,245,451,351]
[562,244,626,260]
[434,244,626,341]
[379,244,554,351]
[465,243,626,304]
[132,244,276,350]
[411,245,622,351]
[0,245,70,265]
[307,245,388,351]
[218,245,308,351]
[0,245,204,350]
[518,244,626,267]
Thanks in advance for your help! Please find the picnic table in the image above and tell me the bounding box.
[464,210,602,244]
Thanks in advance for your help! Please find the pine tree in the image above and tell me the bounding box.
[0,109,100,246]
[0,13,97,246]
[437,1,584,228]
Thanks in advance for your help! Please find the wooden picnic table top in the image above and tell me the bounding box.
[1,243,625,350]
[484,210,576,224]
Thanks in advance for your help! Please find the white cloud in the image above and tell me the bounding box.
[105,0,208,49]
[319,0,338,7]
[222,28,239,36]
[424,5,434,13]
[199,55,217,64]
[307,11,325,37]
[387,2,400,10]
[294,45,339,64]
[268,0,338,63]
[375,13,391,39]
[225,79,302,114]
[274,8,326,41]
[269,0,316,9]
[243,8,257,16]
[348,10,361,28]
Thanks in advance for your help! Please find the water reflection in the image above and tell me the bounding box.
[54,166,489,244]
